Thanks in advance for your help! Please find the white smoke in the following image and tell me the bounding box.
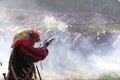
[0,8,120,80]
[43,15,68,31]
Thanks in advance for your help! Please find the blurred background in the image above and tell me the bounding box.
[1,0,120,80]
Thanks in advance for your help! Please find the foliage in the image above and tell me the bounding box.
[67,24,120,33]
[98,72,120,80]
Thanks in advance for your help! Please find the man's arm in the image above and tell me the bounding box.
[19,46,48,62]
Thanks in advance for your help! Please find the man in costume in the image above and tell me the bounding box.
[7,29,49,80]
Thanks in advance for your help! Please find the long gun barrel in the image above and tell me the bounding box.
[40,38,55,47]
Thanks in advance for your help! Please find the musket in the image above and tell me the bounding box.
[40,37,55,47]
[46,38,55,43]
[37,37,55,80]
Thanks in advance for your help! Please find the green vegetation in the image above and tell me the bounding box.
[98,72,120,80]
[83,24,120,31]
[67,23,120,32]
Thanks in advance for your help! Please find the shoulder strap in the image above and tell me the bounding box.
[10,63,19,80]
[9,49,19,80]
[32,63,37,79]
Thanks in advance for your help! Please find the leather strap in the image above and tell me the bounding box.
[10,63,19,80]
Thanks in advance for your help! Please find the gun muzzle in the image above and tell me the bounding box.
[47,38,55,44]
[40,38,55,47]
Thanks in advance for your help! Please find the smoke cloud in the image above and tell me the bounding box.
[0,14,120,80]
[0,0,120,79]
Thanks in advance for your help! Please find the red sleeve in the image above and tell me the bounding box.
[12,40,22,48]
[20,46,48,62]
[12,40,34,48]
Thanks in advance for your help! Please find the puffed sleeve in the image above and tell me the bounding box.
[12,40,33,48]
[11,40,22,48]
[19,46,48,62]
